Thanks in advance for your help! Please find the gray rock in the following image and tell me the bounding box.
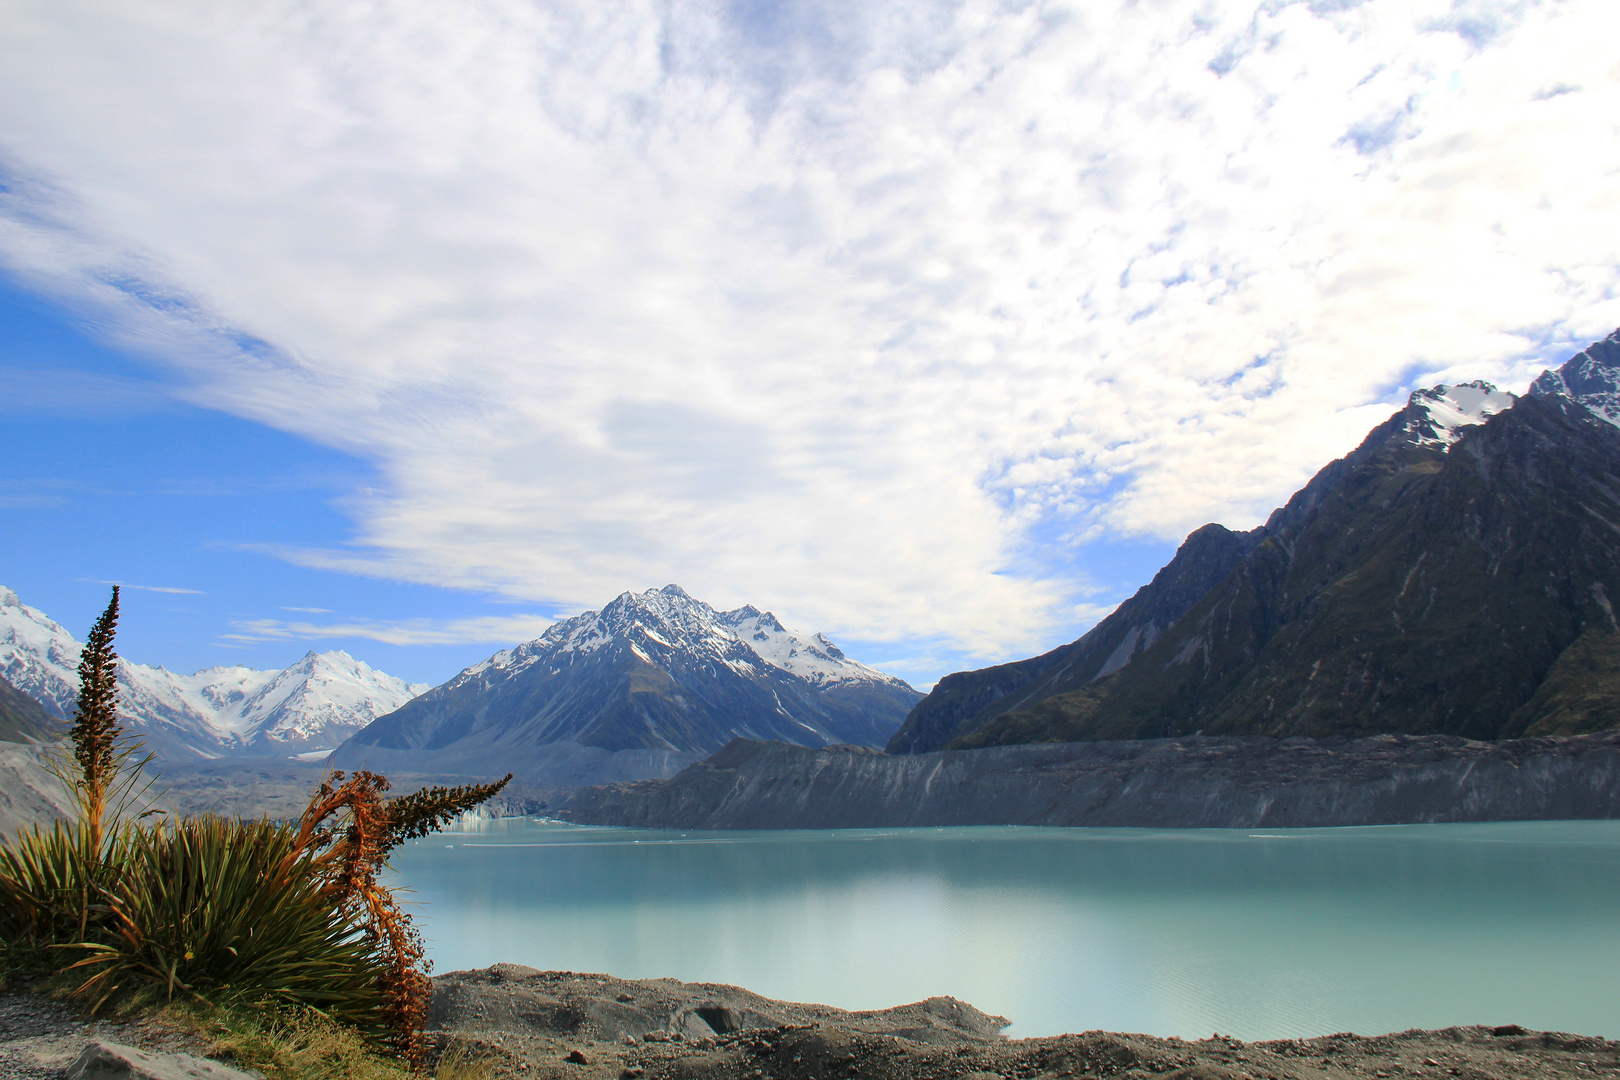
[431,966,1008,1046]
[67,1042,262,1080]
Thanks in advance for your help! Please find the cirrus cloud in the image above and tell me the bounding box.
[223,613,556,649]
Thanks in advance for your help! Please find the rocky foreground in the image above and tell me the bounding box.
[2,967,1614,1080]
[429,966,1617,1080]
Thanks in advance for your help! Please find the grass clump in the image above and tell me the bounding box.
[162,1002,495,1080]
[163,1002,421,1080]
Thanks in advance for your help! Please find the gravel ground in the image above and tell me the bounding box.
[0,991,209,1080]
[429,967,1620,1080]
[6,970,1617,1080]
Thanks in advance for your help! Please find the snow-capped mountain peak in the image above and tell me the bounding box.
[1403,381,1516,448]
[0,586,429,758]
[535,585,906,688]
[1529,328,1620,426]
[1,586,91,719]
[441,584,912,701]
[224,649,431,747]
[338,584,922,773]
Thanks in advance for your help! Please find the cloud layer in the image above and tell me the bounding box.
[224,613,557,649]
[2,0,1618,658]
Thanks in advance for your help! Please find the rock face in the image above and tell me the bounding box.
[333,585,919,785]
[0,586,429,759]
[0,739,74,840]
[0,671,57,744]
[1531,328,1620,423]
[557,733,1620,830]
[893,332,1620,753]
[432,965,1006,1047]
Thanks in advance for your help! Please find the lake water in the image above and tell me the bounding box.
[386,819,1620,1042]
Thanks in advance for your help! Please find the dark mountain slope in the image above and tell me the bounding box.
[887,522,1261,753]
[957,393,1620,747]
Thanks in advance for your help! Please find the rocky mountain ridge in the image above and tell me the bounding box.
[560,731,1620,830]
[0,586,429,759]
[332,585,920,786]
[893,331,1620,754]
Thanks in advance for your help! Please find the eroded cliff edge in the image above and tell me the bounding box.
[555,732,1620,830]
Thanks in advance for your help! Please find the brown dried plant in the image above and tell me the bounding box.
[58,586,155,852]
[278,769,512,1064]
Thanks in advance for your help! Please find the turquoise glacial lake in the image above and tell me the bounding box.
[386,819,1620,1042]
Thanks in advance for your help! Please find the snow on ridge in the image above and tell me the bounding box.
[716,607,900,687]
[1530,328,1620,428]
[1406,381,1516,447]
[224,649,428,744]
[0,586,429,754]
[443,584,912,693]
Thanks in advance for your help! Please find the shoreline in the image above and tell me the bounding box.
[429,965,1619,1080]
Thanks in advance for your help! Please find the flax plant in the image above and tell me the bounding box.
[68,816,383,1026]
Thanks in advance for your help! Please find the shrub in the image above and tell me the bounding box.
[281,770,511,1063]
[68,816,385,1031]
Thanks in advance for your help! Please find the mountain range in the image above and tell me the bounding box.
[891,330,1620,754]
[0,586,430,759]
[331,584,921,784]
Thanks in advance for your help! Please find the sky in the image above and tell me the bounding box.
[1,0,1618,691]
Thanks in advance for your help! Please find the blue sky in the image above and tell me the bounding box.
[2,0,1617,690]
[0,278,531,682]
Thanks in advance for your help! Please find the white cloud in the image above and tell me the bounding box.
[223,614,555,648]
[1,0,1618,661]
[85,579,204,595]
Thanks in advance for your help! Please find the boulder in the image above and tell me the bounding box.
[67,1042,263,1080]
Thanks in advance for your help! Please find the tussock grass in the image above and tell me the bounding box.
[159,1003,493,1080]
[164,1003,414,1080]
